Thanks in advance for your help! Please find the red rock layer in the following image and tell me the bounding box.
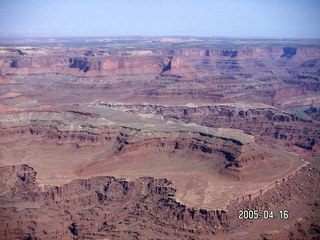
[0,164,318,239]
[98,103,320,154]
[1,45,320,77]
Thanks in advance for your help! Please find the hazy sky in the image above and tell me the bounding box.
[0,0,319,38]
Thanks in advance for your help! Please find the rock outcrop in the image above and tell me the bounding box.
[305,105,320,121]
[1,163,318,240]
[1,38,319,239]
[1,44,320,77]
[0,164,229,239]
[98,102,320,154]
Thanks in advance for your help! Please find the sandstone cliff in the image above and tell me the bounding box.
[1,45,319,77]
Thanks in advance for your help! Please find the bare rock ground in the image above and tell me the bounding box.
[0,38,319,239]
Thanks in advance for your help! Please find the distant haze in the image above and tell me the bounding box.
[1,0,320,38]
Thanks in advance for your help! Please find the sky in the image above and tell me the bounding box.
[0,0,320,38]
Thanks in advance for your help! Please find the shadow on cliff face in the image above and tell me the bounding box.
[160,57,172,74]
[69,57,90,72]
[10,59,19,68]
[223,50,238,58]
[281,47,297,58]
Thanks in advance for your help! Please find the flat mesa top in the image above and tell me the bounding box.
[0,37,318,211]
[0,105,306,209]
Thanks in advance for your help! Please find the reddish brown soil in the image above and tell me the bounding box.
[0,38,319,239]
[0,164,319,240]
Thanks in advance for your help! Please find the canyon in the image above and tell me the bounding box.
[0,37,319,239]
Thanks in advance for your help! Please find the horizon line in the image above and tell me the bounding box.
[1,34,320,41]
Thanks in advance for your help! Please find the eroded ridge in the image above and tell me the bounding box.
[0,109,306,210]
[0,163,318,240]
[0,38,319,239]
[97,102,320,154]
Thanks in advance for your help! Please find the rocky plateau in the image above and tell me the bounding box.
[0,37,319,239]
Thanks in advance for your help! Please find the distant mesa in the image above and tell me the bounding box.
[157,37,200,43]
